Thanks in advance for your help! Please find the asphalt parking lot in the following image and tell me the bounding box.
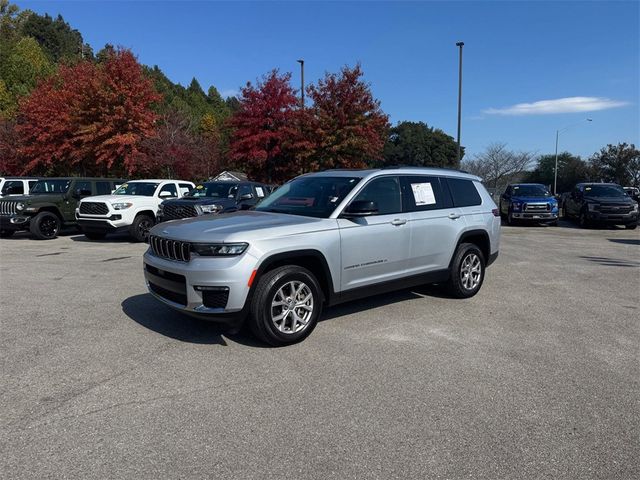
[1,222,639,479]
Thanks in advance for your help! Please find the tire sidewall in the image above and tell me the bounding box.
[31,212,60,240]
[449,244,485,298]
[131,215,153,242]
[251,267,322,346]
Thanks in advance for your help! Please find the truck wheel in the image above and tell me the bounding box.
[447,243,485,299]
[578,211,590,228]
[249,265,323,346]
[130,214,154,242]
[84,231,107,240]
[507,209,515,226]
[29,212,61,240]
[0,230,14,238]
[625,223,637,230]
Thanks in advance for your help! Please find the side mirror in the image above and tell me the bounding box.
[343,200,379,217]
[159,191,174,198]
[239,193,254,201]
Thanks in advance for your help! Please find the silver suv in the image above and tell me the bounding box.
[143,168,501,346]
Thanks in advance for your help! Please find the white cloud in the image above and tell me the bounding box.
[483,96,629,116]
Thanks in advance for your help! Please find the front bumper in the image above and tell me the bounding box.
[0,214,30,231]
[511,212,558,221]
[142,249,258,326]
[77,218,128,234]
[586,211,638,225]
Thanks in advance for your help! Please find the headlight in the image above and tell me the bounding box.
[632,203,639,212]
[15,202,25,211]
[511,201,522,211]
[587,203,599,212]
[158,204,164,212]
[200,204,222,214]
[192,243,248,256]
[111,202,133,210]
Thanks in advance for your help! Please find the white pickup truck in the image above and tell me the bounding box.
[76,179,194,241]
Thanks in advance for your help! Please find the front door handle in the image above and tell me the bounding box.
[391,218,407,226]
[448,212,461,220]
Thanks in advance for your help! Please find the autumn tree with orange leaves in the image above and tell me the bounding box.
[17,49,160,176]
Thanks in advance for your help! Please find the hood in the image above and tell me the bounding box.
[150,210,334,243]
[81,194,150,204]
[583,195,633,204]
[2,193,60,203]
[511,195,557,204]
[162,197,231,207]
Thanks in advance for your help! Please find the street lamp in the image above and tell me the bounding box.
[296,59,305,108]
[553,118,592,194]
[455,42,464,163]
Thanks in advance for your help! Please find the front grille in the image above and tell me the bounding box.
[80,202,109,215]
[202,288,229,309]
[162,204,198,220]
[145,264,188,306]
[149,235,191,262]
[524,203,550,212]
[149,282,188,306]
[600,204,633,214]
[0,201,17,215]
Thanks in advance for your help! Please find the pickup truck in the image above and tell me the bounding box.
[563,183,638,229]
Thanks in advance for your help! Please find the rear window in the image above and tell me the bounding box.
[446,178,482,207]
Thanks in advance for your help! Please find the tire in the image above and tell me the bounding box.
[548,220,558,227]
[0,229,14,238]
[447,243,486,299]
[506,209,515,226]
[84,231,107,240]
[578,210,590,229]
[625,223,637,230]
[130,214,154,242]
[29,212,61,240]
[249,265,323,346]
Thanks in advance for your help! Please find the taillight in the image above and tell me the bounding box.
[492,208,500,217]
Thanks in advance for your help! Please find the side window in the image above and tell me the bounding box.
[401,176,451,211]
[160,183,178,197]
[352,176,402,215]
[2,181,24,195]
[178,183,192,196]
[237,184,253,199]
[446,178,482,207]
[96,181,112,195]
[28,180,38,190]
[75,181,92,195]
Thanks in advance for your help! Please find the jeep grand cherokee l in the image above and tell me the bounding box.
[143,168,501,346]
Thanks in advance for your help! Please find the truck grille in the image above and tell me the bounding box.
[79,202,109,215]
[0,201,17,215]
[162,204,198,220]
[149,235,191,262]
[523,203,550,212]
[599,204,633,214]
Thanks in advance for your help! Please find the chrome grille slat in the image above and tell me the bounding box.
[0,201,17,215]
[149,235,190,262]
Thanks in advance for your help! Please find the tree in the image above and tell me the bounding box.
[228,70,308,183]
[0,117,20,174]
[306,64,389,170]
[524,152,590,193]
[20,11,91,62]
[590,143,640,187]
[17,48,160,176]
[462,143,535,189]
[382,121,461,168]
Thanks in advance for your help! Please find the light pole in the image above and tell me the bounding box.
[553,118,592,194]
[455,42,464,163]
[297,59,305,108]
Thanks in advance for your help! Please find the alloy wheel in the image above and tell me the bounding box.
[270,281,314,334]
[460,253,482,291]
[41,217,59,238]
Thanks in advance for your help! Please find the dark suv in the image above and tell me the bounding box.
[158,181,271,222]
[563,183,638,229]
[0,177,125,239]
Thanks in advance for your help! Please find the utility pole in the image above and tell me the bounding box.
[553,118,592,194]
[297,59,305,109]
[455,42,464,163]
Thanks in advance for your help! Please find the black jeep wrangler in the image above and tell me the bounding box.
[0,177,125,239]
[158,181,271,222]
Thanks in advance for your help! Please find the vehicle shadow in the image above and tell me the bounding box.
[608,238,640,246]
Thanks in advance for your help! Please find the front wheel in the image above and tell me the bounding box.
[0,229,14,238]
[625,223,637,230]
[447,243,486,299]
[249,265,323,346]
[506,209,516,226]
[578,211,590,228]
[130,214,154,242]
[29,212,61,240]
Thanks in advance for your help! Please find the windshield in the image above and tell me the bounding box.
[30,179,71,194]
[113,182,159,196]
[584,185,626,198]
[256,176,361,218]
[185,182,236,198]
[511,185,550,197]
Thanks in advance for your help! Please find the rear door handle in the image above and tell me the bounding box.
[391,218,407,226]
[448,213,461,220]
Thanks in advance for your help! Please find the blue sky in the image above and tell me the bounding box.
[18,0,640,159]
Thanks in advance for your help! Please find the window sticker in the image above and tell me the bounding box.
[196,184,204,189]
[585,187,592,191]
[255,186,265,198]
[411,182,436,206]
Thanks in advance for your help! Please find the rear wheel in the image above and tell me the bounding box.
[447,243,485,299]
[29,212,61,240]
[0,229,14,238]
[249,265,322,346]
[130,214,154,242]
